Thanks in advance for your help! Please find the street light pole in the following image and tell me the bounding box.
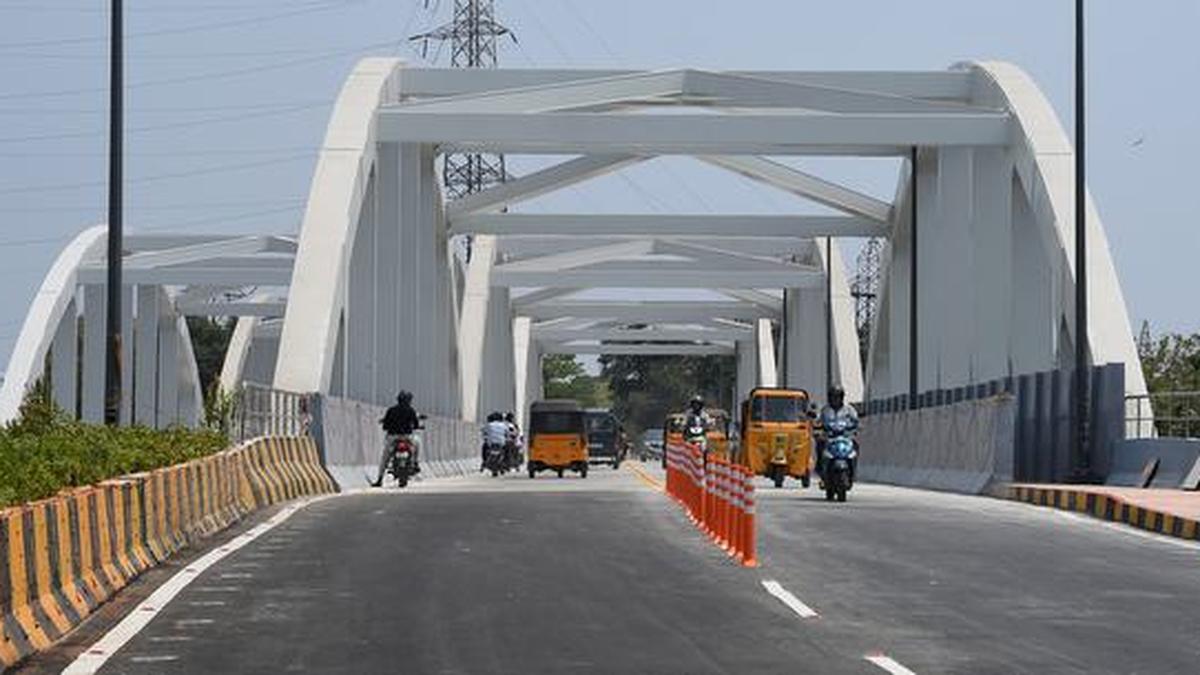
[104,0,124,426]
[1073,0,1091,477]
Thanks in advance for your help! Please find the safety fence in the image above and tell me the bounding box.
[664,443,757,568]
[231,383,313,443]
[0,436,335,669]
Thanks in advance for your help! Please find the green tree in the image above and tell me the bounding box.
[542,354,611,408]
[598,354,736,436]
[1137,321,1200,436]
[186,317,235,396]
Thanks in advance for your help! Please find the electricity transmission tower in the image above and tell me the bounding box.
[851,238,883,369]
[411,1,515,200]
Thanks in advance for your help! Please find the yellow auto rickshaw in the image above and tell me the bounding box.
[528,400,589,479]
[705,408,732,461]
[738,388,815,488]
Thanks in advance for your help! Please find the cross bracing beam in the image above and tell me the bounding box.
[119,236,295,270]
[176,299,288,317]
[77,266,293,286]
[450,213,887,238]
[496,235,814,261]
[533,326,752,342]
[491,264,822,289]
[396,69,988,116]
[395,69,974,102]
[700,156,892,222]
[540,342,735,356]
[511,287,581,307]
[446,154,646,217]
[397,70,687,114]
[375,110,1010,154]
[497,240,654,273]
[521,301,778,322]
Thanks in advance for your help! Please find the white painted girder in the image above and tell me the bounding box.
[396,68,973,101]
[375,109,1010,154]
[700,156,892,222]
[540,342,735,356]
[492,265,823,289]
[450,213,886,238]
[446,154,646,217]
[533,326,752,342]
[520,301,778,322]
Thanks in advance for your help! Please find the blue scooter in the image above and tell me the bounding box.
[822,417,857,502]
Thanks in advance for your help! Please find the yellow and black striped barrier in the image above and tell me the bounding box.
[0,435,335,669]
[1008,485,1200,541]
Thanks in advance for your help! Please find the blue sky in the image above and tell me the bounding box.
[1,0,1197,369]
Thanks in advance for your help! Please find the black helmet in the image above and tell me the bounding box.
[689,395,704,411]
[397,390,413,403]
[828,385,845,404]
[487,412,503,422]
[504,412,516,423]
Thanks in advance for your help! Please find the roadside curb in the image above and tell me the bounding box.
[1006,485,1200,541]
[0,436,335,670]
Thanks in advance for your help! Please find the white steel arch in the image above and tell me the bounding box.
[3,59,1148,429]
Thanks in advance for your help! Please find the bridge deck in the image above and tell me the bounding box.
[35,464,1200,674]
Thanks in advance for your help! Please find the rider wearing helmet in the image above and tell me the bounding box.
[817,385,859,486]
[374,390,423,487]
[481,411,509,470]
[684,395,711,445]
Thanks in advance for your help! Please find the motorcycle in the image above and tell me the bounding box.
[484,442,507,477]
[388,436,417,488]
[821,417,857,502]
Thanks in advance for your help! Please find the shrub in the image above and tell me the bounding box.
[0,389,228,507]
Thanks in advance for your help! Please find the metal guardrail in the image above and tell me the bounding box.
[231,383,313,443]
[1126,392,1200,440]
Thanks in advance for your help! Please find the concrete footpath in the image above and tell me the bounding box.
[1007,483,1200,540]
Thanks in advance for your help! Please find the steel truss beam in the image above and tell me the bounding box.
[520,301,778,322]
[450,213,886,238]
[539,342,735,356]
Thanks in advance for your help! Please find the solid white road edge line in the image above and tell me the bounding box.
[865,654,917,674]
[760,579,818,619]
[61,494,337,675]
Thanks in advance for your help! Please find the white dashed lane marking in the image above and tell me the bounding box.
[865,654,917,674]
[760,579,819,619]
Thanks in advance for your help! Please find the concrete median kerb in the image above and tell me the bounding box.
[1006,484,1200,542]
[0,435,335,670]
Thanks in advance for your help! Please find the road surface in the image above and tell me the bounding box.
[43,464,1200,674]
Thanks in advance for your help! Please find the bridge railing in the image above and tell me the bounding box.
[230,382,313,443]
[1126,392,1200,440]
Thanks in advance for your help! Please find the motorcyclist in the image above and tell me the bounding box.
[684,395,711,448]
[373,390,423,487]
[816,385,859,486]
[481,411,509,471]
[504,412,523,467]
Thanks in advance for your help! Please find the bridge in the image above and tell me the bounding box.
[5,61,1191,675]
[0,60,1149,427]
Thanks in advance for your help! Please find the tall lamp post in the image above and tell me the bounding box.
[1073,0,1091,477]
[104,0,124,425]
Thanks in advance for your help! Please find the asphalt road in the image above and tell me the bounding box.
[61,464,1200,674]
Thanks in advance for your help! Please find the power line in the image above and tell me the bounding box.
[0,40,401,101]
[0,198,305,213]
[0,1,367,50]
[0,205,304,249]
[0,154,314,195]
[0,101,331,144]
[0,99,331,115]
